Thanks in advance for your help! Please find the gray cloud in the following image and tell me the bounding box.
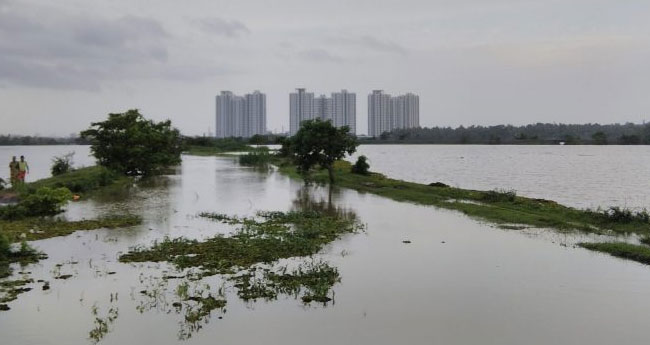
[195,17,250,37]
[358,36,408,55]
[325,35,408,55]
[297,49,344,63]
[0,5,227,90]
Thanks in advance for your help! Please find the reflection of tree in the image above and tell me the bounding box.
[291,185,359,223]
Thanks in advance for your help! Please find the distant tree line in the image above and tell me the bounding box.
[363,123,650,145]
[0,135,89,145]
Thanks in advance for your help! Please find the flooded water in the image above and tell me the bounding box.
[352,145,650,210]
[2,153,650,345]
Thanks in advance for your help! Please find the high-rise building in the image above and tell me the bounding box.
[314,94,333,122]
[246,91,266,137]
[289,88,315,135]
[215,90,266,138]
[368,90,392,137]
[332,90,356,134]
[368,91,419,137]
[290,88,356,135]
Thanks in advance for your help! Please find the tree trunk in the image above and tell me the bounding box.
[327,165,335,184]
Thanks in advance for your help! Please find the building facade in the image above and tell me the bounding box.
[332,90,356,134]
[215,90,266,138]
[368,90,419,137]
[290,88,356,135]
[289,88,315,135]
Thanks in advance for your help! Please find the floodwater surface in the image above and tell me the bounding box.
[352,144,650,210]
[1,154,650,344]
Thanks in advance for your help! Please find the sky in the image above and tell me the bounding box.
[1,0,650,136]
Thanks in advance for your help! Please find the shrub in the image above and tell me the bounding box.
[600,207,650,223]
[81,109,182,176]
[0,233,10,260]
[239,148,271,166]
[350,156,370,175]
[51,152,75,176]
[481,189,517,203]
[0,187,72,220]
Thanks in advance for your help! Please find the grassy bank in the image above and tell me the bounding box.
[0,216,142,243]
[579,242,650,265]
[0,166,141,243]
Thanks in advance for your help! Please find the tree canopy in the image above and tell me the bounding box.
[282,119,358,183]
[81,109,182,175]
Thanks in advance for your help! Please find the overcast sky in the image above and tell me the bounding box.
[1,0,649,136]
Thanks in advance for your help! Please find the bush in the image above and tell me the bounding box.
[0,177,6,191]
[81,109,182,176]
[351,156,370,175]
[481,189,517,203]
[600,207,650,223]
[239,148,271,166]
[0,233,10,260]
[0,187,72,220]
[51,152,75,176]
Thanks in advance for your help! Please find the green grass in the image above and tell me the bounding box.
[271,157,650,236]
[24,166,128,195]
[579,242,650,265]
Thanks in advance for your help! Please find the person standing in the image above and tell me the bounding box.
[17,155,29,183]
[8,156,19,187]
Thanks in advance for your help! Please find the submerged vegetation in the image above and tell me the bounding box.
[126,209,358,338]
[120,210,362,275]
[232,261,340,303]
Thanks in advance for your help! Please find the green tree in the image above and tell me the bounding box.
[283,119,358,183]
[592,131,608,145]
[81,110,182,175]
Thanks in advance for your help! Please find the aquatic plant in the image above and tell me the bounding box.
[89,304,119,344]
[231,261,340,304]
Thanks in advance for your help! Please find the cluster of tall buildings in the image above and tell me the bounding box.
[215,89,419,138]
[367,90,420,137]
[215,90,266,138]
[290,89,356,135]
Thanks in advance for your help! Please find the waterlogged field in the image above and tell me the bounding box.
[2,153,650,344]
